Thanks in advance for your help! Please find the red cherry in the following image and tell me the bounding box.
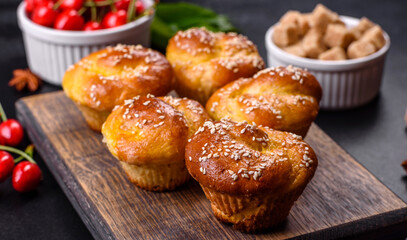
[60,0,84,11]
[0,135,5,145]
[34,0,53,5]
[114,0,144,14]
[32,0,53,8]
[114,0,130,10]
[54,9,85,30]
[0,119,24,147]
[136,0,144,15]
[0,151,14,182]
[83,21,103,31]
[102,10,127,29]
[25,0,36,14]
[31,2,58,27]
[12,161,42,192]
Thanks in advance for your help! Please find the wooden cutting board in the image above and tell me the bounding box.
[16,91,407,239]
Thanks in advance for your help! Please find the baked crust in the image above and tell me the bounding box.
[185,119,317,195]
[102,95,209,191]
[201,185,302,232]
[185,119,317,231]
[120,161,190,192]
[166,27,265,104]
[62,44,173,130]
[206,65,322,137]
[102,95,210,165]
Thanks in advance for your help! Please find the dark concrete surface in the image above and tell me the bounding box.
[0,0,406,239]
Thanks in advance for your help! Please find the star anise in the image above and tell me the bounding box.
[9,69,42,92]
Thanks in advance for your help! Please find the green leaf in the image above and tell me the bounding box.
[150,2,239,52]
[150,16,177,51]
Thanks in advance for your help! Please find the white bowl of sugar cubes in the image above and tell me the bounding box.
[265,4,390,110]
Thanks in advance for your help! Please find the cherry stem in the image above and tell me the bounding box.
[53,0,64,10]
[0,145,36,164]
[84,0,115,7]
[91,5,97,22]
[110,0,117,13]
[14,144,34,164]
[97,6,105,22]
[78,7,87,16]
[0,102,7,122]
[127,0,136,22]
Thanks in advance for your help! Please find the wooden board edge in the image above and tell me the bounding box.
[15,92,407,239]
[16,98,115,240]
[289,207,407,239]
[310,124,407,206]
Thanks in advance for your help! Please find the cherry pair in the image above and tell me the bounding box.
[0,103,42,192]
[0,146,42,192]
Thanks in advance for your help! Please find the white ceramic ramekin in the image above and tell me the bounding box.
[265,16,390,110]
[17,0,154,86]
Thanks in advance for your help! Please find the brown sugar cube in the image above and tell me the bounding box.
[272,23,299,47]
[309,4,340,31]
[297,14,310,36]
[302,13,313,24]
[356,17,375,33]
[323,24,355,48]
[302,28,326,58]
[358,17,375,31]
[333,19,346,27]
[283,42,307,57]
[360,25,386,50]
[347,40,376,59]
[349,28,362,40]
[280,11,309,36]
[318,47,347,60]
[350,17,375,39]
[280,10,302,24]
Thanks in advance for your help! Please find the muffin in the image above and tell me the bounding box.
[102,95,209,191]
[62,44,173,131]
[166,27,265,105]
[185,119,317,232]
[206,65,322,137]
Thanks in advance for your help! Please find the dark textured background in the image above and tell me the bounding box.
[0,0,406,239]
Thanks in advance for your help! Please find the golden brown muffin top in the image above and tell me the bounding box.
[166,27,265,104]
[206,65,322,137]
[102,95,209,165]
[62,44,173,111]
[185,119,317,195]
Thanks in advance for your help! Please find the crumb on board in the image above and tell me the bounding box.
[405,108,407,126]
[402,159,407,173]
